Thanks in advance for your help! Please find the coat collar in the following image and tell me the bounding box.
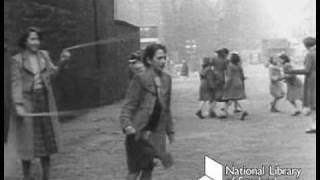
[22,51,47,75]
[142,68,170,95]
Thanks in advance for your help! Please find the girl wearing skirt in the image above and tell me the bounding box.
[268,57,285,112]
[222,53,248,120]
[196,57,217,119]
[278,54,303,116]
[10,27,71,180]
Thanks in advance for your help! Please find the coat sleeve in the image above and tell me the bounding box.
[41,50,68,79]
[286,54,313,75]
[120,75,143,132]
[206,69,216,89]
[11,57,24,110]
[166,76,175,135]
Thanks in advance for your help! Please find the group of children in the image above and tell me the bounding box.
[268,55,304,115]
[196,49,248,121]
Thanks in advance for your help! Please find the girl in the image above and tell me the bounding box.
[222,53,248,120]
[10,27,71,180]
[269,57,285,112]
[196,57,216,119]
[278,54,303,116]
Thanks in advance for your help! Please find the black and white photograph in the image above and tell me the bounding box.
[4,0,316,180]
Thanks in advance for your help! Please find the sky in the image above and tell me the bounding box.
[258,0,315,39]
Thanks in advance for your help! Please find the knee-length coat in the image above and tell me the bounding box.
[222,63,246,100]
[10,50,62,160]
[211,57,228,101]
[286,46,316,110]
[282,63,303,102]
[199,66,216,101]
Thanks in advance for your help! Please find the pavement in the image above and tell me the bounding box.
[4,64,316,180]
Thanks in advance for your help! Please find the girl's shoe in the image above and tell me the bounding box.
[291,111,301,116]
[305,128,316,134]
[240,111,248,120]
[209,111,217,118]
[195,110,205,119]
[270,107,280,113]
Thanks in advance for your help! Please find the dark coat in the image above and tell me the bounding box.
[222,63,246,100]
[286,46,316,109]
[211,56,228,101]
[120,68,174,153]
[10,50,62,160]
[180,62,189,76]
[199,66,216,101]
[282,63,303,102]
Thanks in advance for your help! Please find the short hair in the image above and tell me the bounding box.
[128,50,143,62]
[303,37,316,49]
[18,27,42,50]
[143,43,167,66]
[202,57,211,68]
[269,57,276,65]
[279,54,291,64]
[230,53,241,65]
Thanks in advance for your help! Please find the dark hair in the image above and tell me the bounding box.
[202,57,211,68]
[279,54,290,64]
[269,57,276,65]
[143,43,167,66]
[303,37,316,49]
[129,50,143,62]
[18,27,42,50]
[230,53,241,65]
[216,48,229,57]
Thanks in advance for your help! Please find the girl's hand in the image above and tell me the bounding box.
[60,50,71,62]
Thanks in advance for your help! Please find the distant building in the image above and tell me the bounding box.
[114,0,163,48]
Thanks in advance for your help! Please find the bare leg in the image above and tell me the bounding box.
[40,156,50,180]
[306,110,316,133]
[234,101,243,112]
[196,101,205,119]
[209,101,217,117]
[271,97,281,112]
[311,111,316,129]
[22,160,32,180]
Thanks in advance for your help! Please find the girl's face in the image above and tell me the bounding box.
[147,49,167,71]
[26,32,40,52]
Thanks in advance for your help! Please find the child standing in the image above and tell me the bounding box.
[278,54,303,116]
[269,57,285,112]
[222,53,248,120]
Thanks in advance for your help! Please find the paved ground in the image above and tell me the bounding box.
[4,64,316,180]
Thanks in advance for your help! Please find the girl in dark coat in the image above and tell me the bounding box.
[196,57,216,119]
[209,48,229,118]
[278,54,303,116]
[222,53,248,120]
[120,43,175,180]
